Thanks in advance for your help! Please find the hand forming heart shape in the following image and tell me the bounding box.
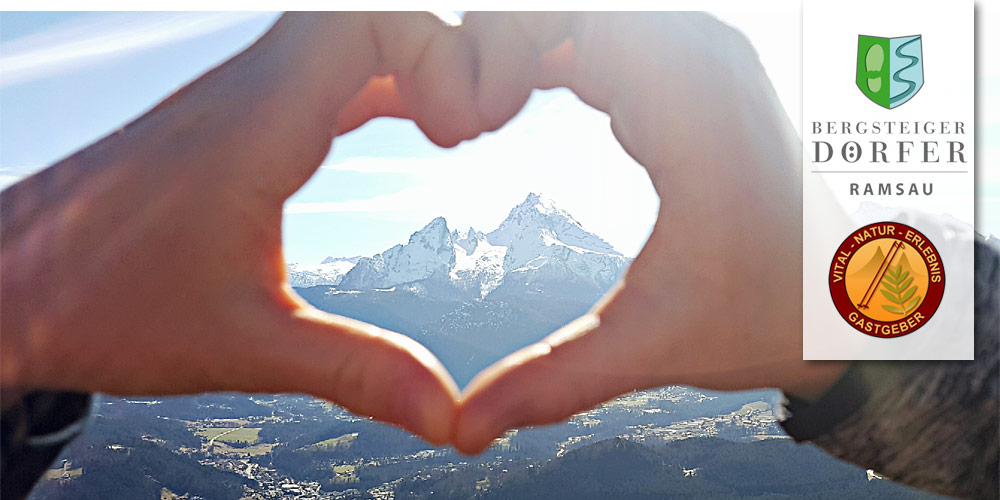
[0,12,847,454]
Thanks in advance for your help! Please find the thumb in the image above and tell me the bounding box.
[453,282,666,454]
[235,300,459,445]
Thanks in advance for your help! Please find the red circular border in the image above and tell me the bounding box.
[828,221,945,338]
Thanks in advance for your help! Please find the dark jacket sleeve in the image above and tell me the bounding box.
[1,391,92,500]
[780,239,1000,500]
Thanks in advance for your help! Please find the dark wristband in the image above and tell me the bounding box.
[1,391,93,500]
[780,363,870,441]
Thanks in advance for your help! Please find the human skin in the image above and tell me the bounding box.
[0,12,847,452]
[451,12,849,453]
[0,12,493,445]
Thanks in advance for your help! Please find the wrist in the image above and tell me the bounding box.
[1,195,61,397]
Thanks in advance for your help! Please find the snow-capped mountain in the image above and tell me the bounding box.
[286,256,360,287]
[486,193,628,293]
[338,216,457,291]
[287,193,631,298]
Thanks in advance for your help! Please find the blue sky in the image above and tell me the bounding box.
[1,11,997,265]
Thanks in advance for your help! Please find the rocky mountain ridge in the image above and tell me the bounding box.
[288,193,631,299]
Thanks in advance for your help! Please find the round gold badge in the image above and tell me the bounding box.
[829,222,944,338]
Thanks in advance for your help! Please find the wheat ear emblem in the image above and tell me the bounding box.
[880,264,921,315]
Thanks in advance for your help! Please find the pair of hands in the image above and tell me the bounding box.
[0,12,844,454]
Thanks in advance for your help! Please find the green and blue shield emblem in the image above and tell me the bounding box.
[856,35,923,109]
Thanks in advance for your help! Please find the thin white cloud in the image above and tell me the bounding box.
[0,175,22,190]
[0,12,275,89]
[284,188,431,214]
[0,165,46,190]
[0,165,46,176]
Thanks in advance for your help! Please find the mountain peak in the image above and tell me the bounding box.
[523,192,544,205]
[514,192,564,218]
[339,217,455,290]
[415,216,448,235]
[408,216,452,249]
[292,194,629,295]
[488,193,619,257]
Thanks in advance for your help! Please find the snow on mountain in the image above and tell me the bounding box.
[453,227,486,254]
[451,228,506,298]
[488,193,618,258]
[290,193,631,296]
[286,256,360,287]
[487,193,630,289]
[339,217,456,290]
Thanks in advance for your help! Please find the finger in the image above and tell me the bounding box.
[505,12,579,91]
[393,30,481,147]
[459,12,579,131]
[232,298,459,445]
[335,75,409,136]
[495,11,621,111]
[535,38,577,90]
[248,12,481,203]
[453,283,667,454]
[370,13,481,147]
[459,12,540,132]
[456,11,627,148]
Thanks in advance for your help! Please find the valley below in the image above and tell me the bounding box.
[28,195,951,500]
